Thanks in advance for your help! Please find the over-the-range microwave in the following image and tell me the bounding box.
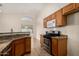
[47,19,56,28]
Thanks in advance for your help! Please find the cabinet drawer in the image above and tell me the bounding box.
[52,39,58,55]
[63,4,75,15]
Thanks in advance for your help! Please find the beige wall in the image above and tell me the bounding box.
[0,13,36,38]
[0,13,35,32]
[36,3,79,55]
[0,13,21,32]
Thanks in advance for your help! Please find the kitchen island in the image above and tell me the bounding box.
[0,32,31,56]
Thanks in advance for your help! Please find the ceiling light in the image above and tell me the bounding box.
[21,16,32,21]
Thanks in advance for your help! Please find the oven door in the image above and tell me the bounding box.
[43,38,52,54]
[44,38,50,46]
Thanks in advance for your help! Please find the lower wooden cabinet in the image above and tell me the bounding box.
[51,35,67,56]
[11,37,31,56]
[25,37,31,53]
[40,35,44,47]
[14,39,25,56]
[52,39,58,56]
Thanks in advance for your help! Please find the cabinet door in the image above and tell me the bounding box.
[56,9,63,26]
[43,19,47,28]
[25,37,31,53]
[48,14,52,21]
[75,3,79,9]
[63,3,75,15]
[58,39,67,56]
[52,39,58,56]
[43,15,52,28]
[40,35,44,47]
[51,13,56,19]
[56,9,67,27]
[14,39,25,56]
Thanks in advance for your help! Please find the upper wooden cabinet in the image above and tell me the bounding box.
[47,15,52,21]
[43,11,67,27]
[63,3,75,15]
[43,15,52,28]
[43,19,47,28]
[56,9,67,27]
[43,13,56,28]
[75,3,79,9]
[43,3,79,27]
[51,13,56,19]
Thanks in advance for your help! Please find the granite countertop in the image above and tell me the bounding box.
[51,35,67,39]
[0,35,31,53]
[0,32,30,37]
[0,40,12,53]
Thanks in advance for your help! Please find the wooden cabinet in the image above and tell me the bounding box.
[40,35,44,47]
[47,15,52,21]
[14,39,25,56]
[11,37,31,56]
[63,3,75,15]
[51,13,56,19]
[52,35,67,56]
[25,37,31,53]
[43,3,79,27]
[75,3,79,9]
[43,19,47,28]
[43,15,52,28]
[52,39,58,55]
[56,9,67,27]
[43,10,67,27]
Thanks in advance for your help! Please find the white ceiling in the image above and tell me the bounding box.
[0,3,49,22]
[0,3,48,15]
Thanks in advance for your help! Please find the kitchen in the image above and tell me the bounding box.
[0,3,79,56]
